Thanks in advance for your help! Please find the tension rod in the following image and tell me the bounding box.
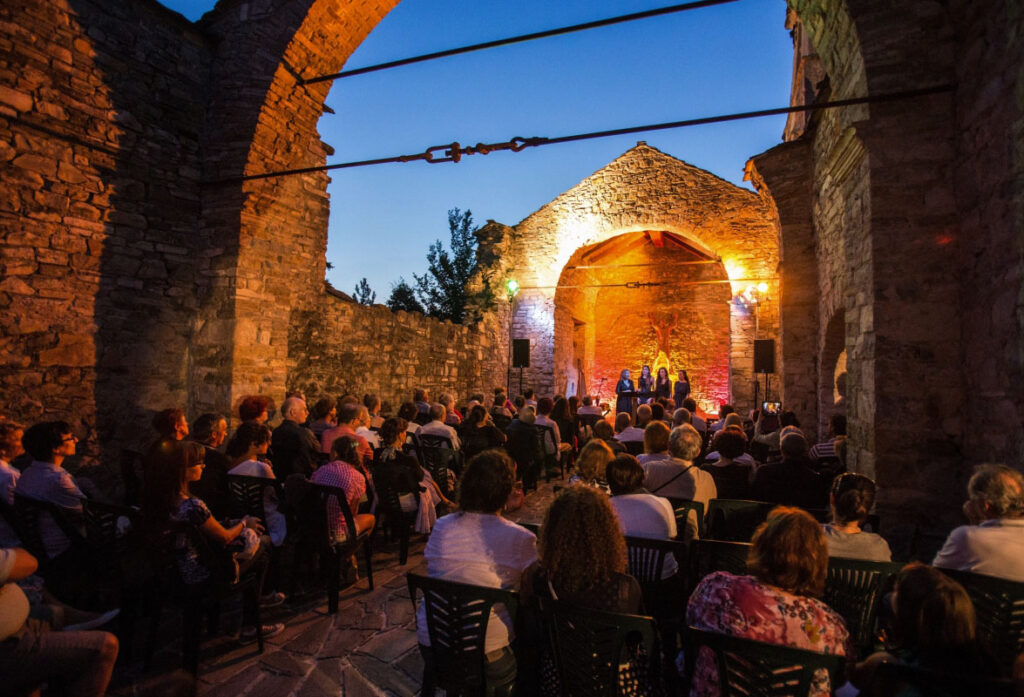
[299,0,738,85]
[210,84,954,185]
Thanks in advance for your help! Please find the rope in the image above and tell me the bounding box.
[299,0,739,85]
[211,84,954,185]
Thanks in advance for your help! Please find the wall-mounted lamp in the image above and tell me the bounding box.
[506,278,520,300]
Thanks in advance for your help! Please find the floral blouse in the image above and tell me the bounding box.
[171,497,213,584]
[685,572,849,697]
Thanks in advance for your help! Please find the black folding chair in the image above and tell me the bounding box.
[311,483,374,613]
[823,557,903,657]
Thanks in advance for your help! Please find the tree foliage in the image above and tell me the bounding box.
[353,277,376,305]
[386,277,425,314]
[413,208,479,323]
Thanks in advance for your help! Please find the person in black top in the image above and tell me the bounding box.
[672,369,690,407]
[458,405,507,460]
[751,430,827,509]
[615,369,635,414]
[188,412,232,517]
[637,365,654,405]
[700,427,753,499]
[654,367,671,401]
[269,397,320,478]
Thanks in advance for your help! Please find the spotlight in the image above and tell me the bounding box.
[506,279,520,298]
[757,282,768,293]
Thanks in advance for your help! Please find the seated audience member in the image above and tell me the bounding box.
[308,397,337,441]
[374,418,451,533]
[637,421,672,467]
[270,396,320,479]
[0,421,25,546]
[152,407,189,442]
[550,397,576,451]
[413,388,431,418]
[15,422,86,562]
[853,563,999,692]
[753,409,799,453]
[523,388,537,410]
[363,393,385,429]
[227,422,286,548]
[606,455,680,564]
[643,424,717,514]
[0,547,119,697]
[613,412,645,443]
[709,404,735,434]
[354,406,380,449]
[634,404,654,430]
[416,403,461,450]
[458,405,507,460]
[932,463,1024,581]
[417,450,537,687]
[189,412,232,518]
[751,430,828,510]
[513,395,527,414]
[321,402,374,464]
[568,439,615,492]
[311,436,375,543]
[577,395,603,417]
[822,473,891,561]
[700,427,755,500]
[437,393,461,426]
[687,508,850,697]
[490,392,513,420]
[650,402,666,424]
[238,395,271,424]
[671,407,691,428]
[397,402,421,437]
[682,398,706,433]
[534,397,563,456]
[810,413,846,464]
[592,419,626,454]
[522,486,644,696]
[144,439,283,639]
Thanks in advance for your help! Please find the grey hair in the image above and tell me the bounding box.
[429,402,446,422]
[968,464,1024,518]
[668,423,702,461]
[518,408,536,425]
[282,396,306,420]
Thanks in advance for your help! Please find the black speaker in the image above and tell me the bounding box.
[754,339,775,374]
[512,339,530,368]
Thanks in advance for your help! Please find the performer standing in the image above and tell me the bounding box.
[637,365,654,405]
[673,369,690,407]
[615,369,635,414]
[654,367,671,401]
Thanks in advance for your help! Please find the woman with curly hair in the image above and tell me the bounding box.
[568,439,615,492]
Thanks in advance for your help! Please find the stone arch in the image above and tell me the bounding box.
[818,308,847,448]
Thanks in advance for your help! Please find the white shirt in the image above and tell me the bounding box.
[577,405,603,416]
[615,426,645,442]
[416,421,461,450]
[610,494,678,578]
[227,459,286,546]
[637,452,673,468]
[355,426,380,449]
[417,512,537,651]
[932,518,1024,581]
[642,458,717,512]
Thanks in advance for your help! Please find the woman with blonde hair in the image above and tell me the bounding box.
[568,438,614,493]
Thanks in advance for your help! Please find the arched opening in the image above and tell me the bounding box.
[553,230,731,411]
[819,308,847,446]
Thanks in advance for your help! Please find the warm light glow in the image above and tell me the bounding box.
[757,282,768,293]
[506,279,520,298]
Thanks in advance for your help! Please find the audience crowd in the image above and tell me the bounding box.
[1,384,1021,697]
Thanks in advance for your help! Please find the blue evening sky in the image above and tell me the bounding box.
[159,0,793,300]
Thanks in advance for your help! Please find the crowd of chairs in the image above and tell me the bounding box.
[411,496,1024,696]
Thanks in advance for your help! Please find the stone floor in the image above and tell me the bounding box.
[113,475,564,697]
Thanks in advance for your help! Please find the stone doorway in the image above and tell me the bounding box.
[553,230,732,411]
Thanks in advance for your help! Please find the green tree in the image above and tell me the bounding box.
[353,277,376,305]
[414,208,479,323]
[386,277,425,313]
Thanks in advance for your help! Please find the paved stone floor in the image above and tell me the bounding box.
[114,475,564,696]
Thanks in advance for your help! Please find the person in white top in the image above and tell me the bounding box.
[0,422,25,546]
[613,412,645,443]
[636,421,673,468]
[606,454,678,576]
[933,463,1024,582]
[534,397,561,455]
[416,404,461,450]
[576,395,604,416]
[642,424,716,535]
[353,405,380,449]
[225,422,287,547]
[417,450,537,683]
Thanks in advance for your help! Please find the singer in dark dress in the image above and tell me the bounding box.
[615,369,635,414]
[673,369,690,407]
[637,365,654,405]
[655,367,671,401]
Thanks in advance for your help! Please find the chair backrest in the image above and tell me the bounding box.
[415,443,459,499]
[666,497,705,539]
[684,627,845,697]
[539,597,656,697]
[625,535,687,619]
[311,483,360,548]
[823,557,904,656]
[491,413,512,430]
[689,539,752,593]
[12,493,82,562]
[407,572,519,694]
[535,424,558,454]
[707,498,776,541]
[504,425,541,482]
[82,499,138,554]
[577,413,601,430]
[0,497,26,543]
[227,475,270,524]
[939,568,1024,674]
[622,440,644,456]
[417,433,453,450]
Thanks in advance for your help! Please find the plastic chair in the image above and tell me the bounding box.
[622,440,645,456]
[227,474,276,527]
[371,467,418,565]
[504,424,542,492]
[666,497,705,539]
[416,436,461,500]
[684,627,845,697]
[534,424,561,481]
[706,498,776,541]
[822,557,903,657]
[688,539,751,593]
[311,483,374,613]
[407,572,520,697]
[939,568,1024,674]
[11,493,85,570]
[538,597,657,697]
[624,534,688,675]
